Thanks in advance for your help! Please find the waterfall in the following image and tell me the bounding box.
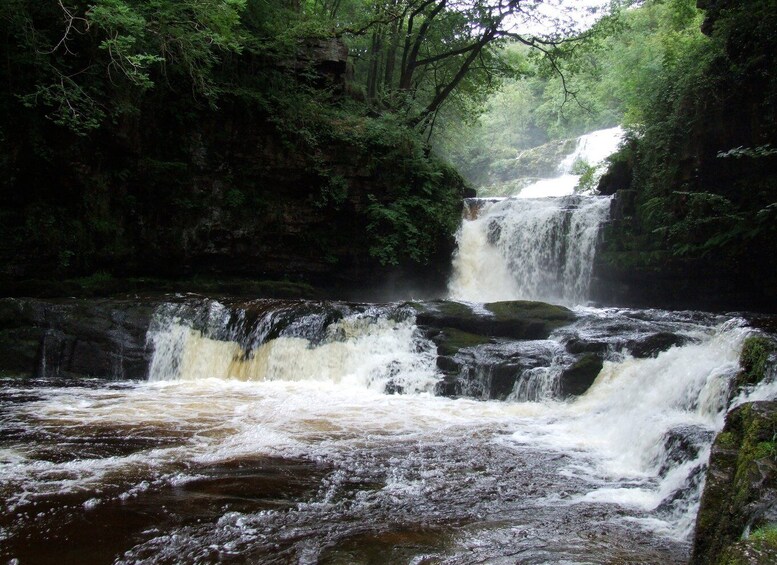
[146,300,440,394]
[449,195,611,305]
[515,126,624,199]
[448,126,623,306]
[557,126,625,177]
[3,124,774,563]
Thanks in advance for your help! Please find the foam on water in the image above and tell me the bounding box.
[508,318,750,538]
[2,298,774,563]
[147,307,439,394]
[449,196,611,305]
[1,308,761,544]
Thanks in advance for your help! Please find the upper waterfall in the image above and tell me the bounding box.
[448,127,623,306]
[448,195,611,305]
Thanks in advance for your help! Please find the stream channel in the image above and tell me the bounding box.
[1,129,775,564]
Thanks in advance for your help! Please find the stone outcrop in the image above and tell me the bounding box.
[414,300,576,343]
[412,300,589,400]
[690,336,777,564]
[0,298,156,380]
[691,401,777,565]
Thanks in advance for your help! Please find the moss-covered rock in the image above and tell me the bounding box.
[691,401,777,565]
[484,300,576,325]
[718,539,777,565]
[413,300,575,342]
[558,354,603,397]
[736,336,777,390]
[432,327,493,357]
[413,300,578,401]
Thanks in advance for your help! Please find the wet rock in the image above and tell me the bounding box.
[434,374,459,397]
[0,298,156,380]
[655,425,715,516]
[596,160,633,196]
[558,354,603,397]
[626,332,690,358]
[488,138,578,183]
[414,300,575,399]
[435,355,462,374]
[452,363,525,401]
[716,536,777,565]
[657,461,708,516]
[658,425,715,476]
[563,336,610,356]
[434,338,568,401]
[413,300,576,341]
[735,335,777,391]
[428,327,493,357]
[691,401,777,565]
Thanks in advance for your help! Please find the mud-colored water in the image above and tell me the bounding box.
[1,303,766,564]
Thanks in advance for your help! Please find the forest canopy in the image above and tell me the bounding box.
[1,0,612,283]
[0,0,608,136]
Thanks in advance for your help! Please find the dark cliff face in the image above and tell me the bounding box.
[0,40,465,299]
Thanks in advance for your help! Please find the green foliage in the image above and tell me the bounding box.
[571,159,596,193]
[438,0,714,188]
[588,0,777,281]
[738,336,776,388]
[641,192,744,256]
[313,175,349,209]
[750,524,777,547]
[718,145,777,159]
[2,0,248,134]
[365,149,463,266]
[224,189,246,208]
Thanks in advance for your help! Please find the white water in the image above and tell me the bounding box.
[448,127,625,306]
[147,308,439,394]
[449,195,611,305]
[520,126,624,199]
[1,304,762,563]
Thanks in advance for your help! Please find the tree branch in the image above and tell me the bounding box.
[44,0,90,56]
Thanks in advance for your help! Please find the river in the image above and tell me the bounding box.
[1,128,774,564]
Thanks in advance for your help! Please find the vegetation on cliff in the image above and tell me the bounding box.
[591,0,777,309]
[0,0,604,294]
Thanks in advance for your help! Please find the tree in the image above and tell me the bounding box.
[1,0,247,133]
[311,0,600,128]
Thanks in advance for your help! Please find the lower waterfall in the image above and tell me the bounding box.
[2,298,767,564]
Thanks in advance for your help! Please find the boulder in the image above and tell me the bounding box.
[627,332,690,358]
[691,401,777,565]
[413,300,576,341]
[558,354,603,398]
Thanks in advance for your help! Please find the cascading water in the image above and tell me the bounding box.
[449,127,623,306]
[146,300,439,394]
[1,298,769,564]
[515,126,623,199]
[1,125,774,564]
[449,195,611,304]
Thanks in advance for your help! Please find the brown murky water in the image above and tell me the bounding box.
[0,305,761,564]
